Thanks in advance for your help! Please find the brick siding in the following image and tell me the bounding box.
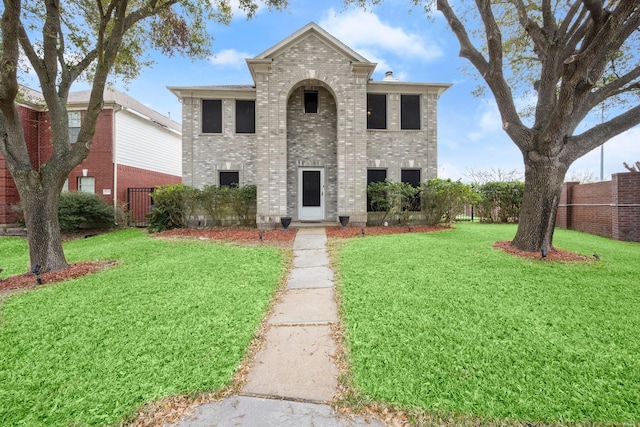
[557,173,640,242]
[179,26,445,229]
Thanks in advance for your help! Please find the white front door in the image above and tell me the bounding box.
[298,168,324,221]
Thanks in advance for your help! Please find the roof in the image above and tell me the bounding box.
[167,85,256,100]
[246,22,376,83]
[17,85,181,133]
[67,89,181,132]
[254,22,370,63]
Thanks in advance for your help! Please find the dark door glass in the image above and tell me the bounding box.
[302,171,321,207]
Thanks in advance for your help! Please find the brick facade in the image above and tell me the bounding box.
[170,22,450,229]
[1,91,181,226]
[557,172,640,242]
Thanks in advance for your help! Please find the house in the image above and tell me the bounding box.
[168,22,450,229]
[0,87,182,225]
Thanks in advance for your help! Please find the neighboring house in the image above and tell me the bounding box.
[0,87,182,225]
[169,22,450,229]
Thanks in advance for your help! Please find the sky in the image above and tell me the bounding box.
[35,0,640,182]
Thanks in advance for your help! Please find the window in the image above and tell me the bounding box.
[78,176,95,194]
[235,100,255,134]
[367,169,387,212]
[401,169,421,211]
[61,179,69,193]
[367,94,387,129]
[68,111,81,143]
[401,95,421,130]
[202,100,222,133]
[304,91,318,113]
[219,171,239,187]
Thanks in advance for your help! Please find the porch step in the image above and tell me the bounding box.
[289,221,340,228]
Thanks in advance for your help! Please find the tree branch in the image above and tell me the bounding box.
[570,104,640,159]
[512,0,547,58]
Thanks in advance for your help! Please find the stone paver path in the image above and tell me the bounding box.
[242,227,338,401]
[171,227,384,426]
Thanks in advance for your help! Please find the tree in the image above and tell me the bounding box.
[435,0,640,252]
[464,167,524,185]
[350,0,640,251]
[0,0,286,272]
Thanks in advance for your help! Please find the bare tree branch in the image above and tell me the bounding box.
[513,0,547,57]
[571,103,640,158]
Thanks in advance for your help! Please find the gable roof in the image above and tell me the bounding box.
[254,22,371,63]
[246,22,376,84]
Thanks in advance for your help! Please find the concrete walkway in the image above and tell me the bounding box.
[171,228,384,427]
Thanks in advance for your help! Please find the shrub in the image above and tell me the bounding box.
[197,184,230,226]
[476,181,525,223]
[228,184,257,226]
[58,191,115,232]
[421,179,478,225]
[147,184,197,232]
[367,180,420,226]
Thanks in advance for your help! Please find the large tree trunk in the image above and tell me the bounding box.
[14,172,69,273]
[512,154,569,253]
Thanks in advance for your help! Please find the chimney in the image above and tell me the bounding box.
[383,71,398,81]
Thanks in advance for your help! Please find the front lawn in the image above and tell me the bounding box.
[0,229,287,426]
[334,223,640,425]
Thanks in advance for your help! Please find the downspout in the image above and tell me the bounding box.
[112,105,122,224]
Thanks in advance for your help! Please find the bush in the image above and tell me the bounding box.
[147,184,196,232]
[228,184,257,226]
[58,191,115,232]
[198,185,228,226]
[421,179,479,225]
[367,180,420,226]
[476,181,524,223]
[148,183,257,231]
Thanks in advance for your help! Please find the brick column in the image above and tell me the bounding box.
[612,172,640,242]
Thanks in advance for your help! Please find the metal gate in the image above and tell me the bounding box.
[127,187,155,227]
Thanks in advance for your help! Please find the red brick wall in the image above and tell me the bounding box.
[612,173,640,242]
[117,164,181,224]
[0,106,40,224]
[557,173,640,242]
[2,104,181,226]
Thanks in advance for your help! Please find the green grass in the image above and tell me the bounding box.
[0,229,286,426]
[0,236,29,278]
[335,223,640,425]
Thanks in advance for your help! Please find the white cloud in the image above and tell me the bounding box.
[569,126,640,180]
[319,8,443,62]
[468,99,502,141]
[208,49,251,68]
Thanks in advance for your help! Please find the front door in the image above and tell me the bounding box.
[298,168,324,221]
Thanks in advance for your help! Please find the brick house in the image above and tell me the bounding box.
[0,87,181,225]
[169,23,450,229]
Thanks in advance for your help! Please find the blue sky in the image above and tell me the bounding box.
[65,0,640,181]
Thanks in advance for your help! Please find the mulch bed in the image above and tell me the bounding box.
[326,224,449,238]
[0,260,118,294]
[156,227,298,244]
[493,240,592,262]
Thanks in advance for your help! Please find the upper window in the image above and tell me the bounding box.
[367,94,387,130]
[235,100,255,134]
[202,100,222,134]
[220,171,240,187]
[401,95,421,130]
[304,91,318,114]
[68,111,81,143]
